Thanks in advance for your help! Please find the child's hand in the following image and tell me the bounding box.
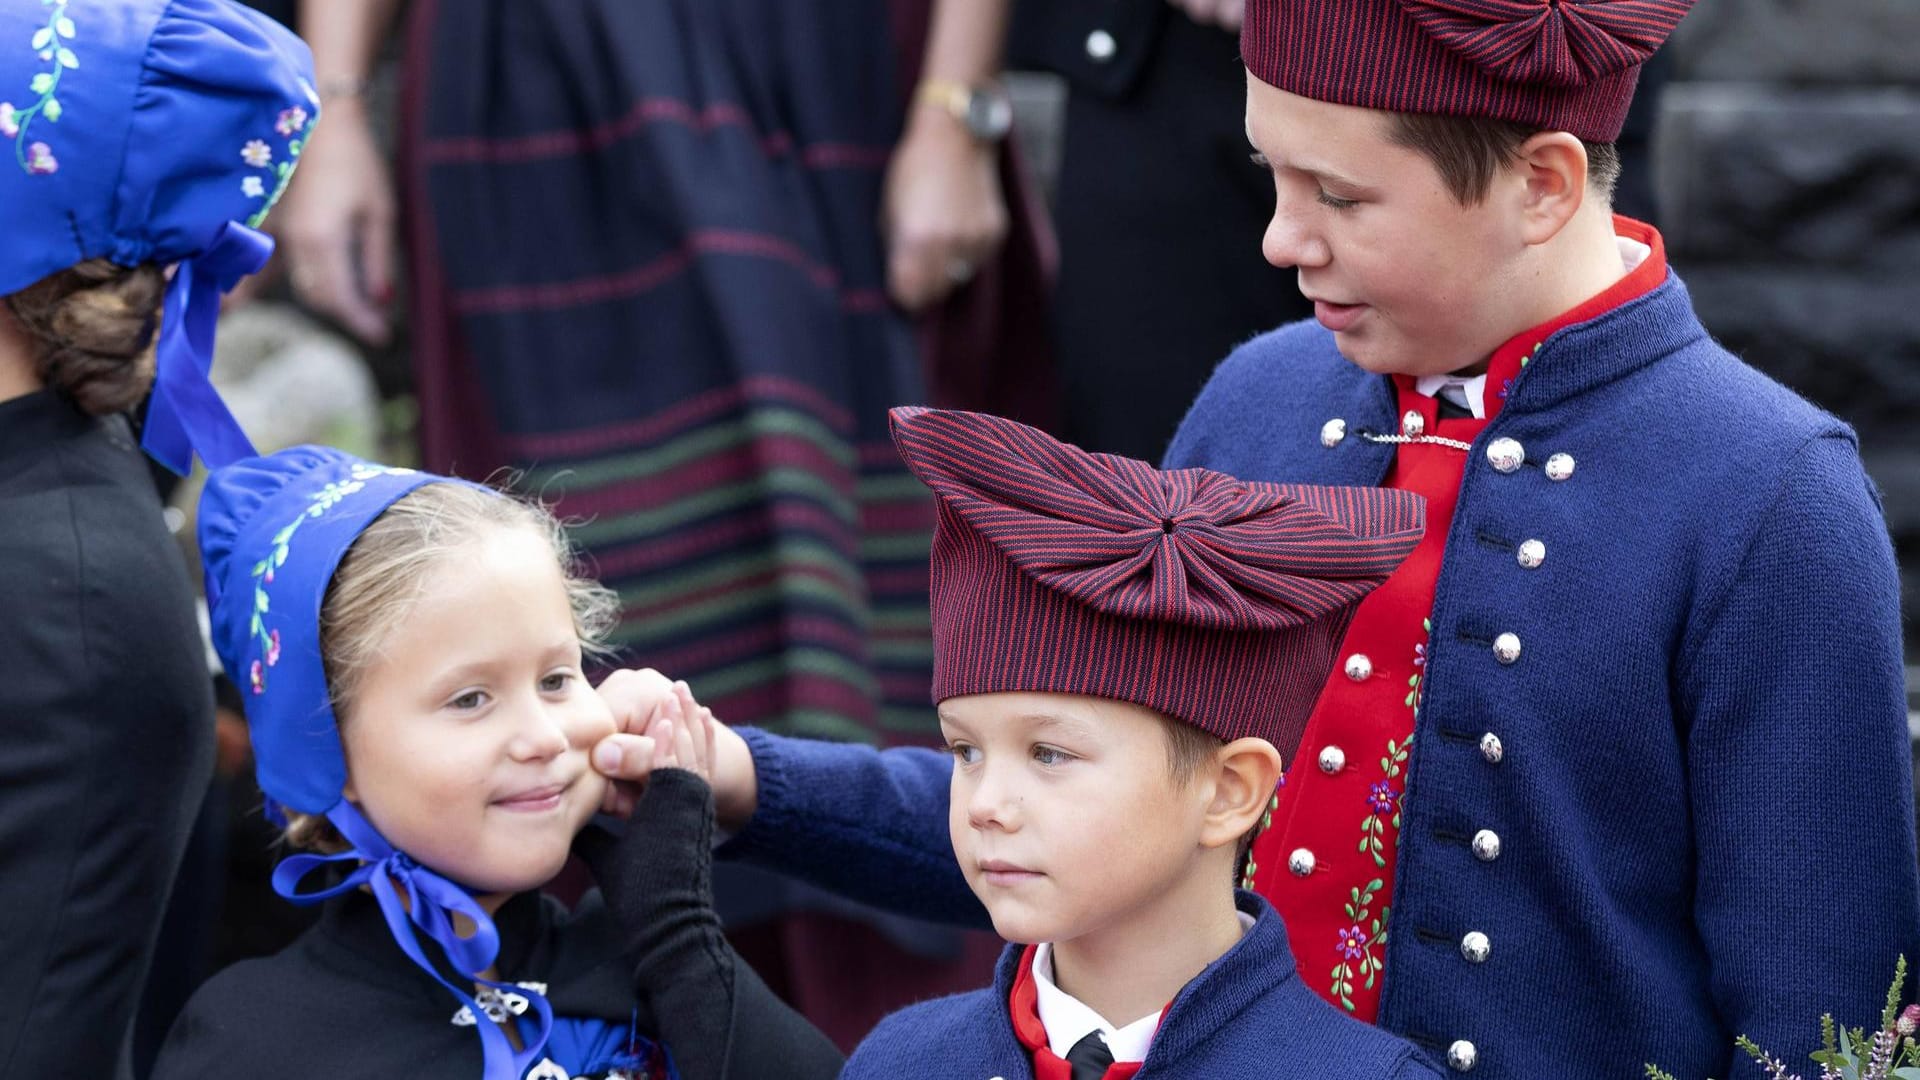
[593,668,761,829]
[645,681,717,783]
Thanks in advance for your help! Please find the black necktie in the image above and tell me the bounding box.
[1064,1030,1115,1080]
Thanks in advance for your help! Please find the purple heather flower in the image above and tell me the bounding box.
[1366,781,1399,816]
[1336,926,1369,961]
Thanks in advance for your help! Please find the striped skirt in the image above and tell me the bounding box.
[400,0,938,747]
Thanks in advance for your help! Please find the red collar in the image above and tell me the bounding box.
[1008,944,1152,1080]
[1396,215,1668,424]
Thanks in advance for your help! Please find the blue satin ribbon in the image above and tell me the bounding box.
[272,801,556,1080]
[141,220,273,475]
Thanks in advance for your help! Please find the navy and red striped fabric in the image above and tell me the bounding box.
[400,0,939,748]
[891,407,1424,755]
[1242,0,1693,141]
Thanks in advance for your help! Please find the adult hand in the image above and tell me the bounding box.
[882,116,1008,313]
[593,668,759,827]
[1167,0,1245,31]
[278,101,396,346]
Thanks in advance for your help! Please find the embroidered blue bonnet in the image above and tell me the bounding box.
[200,447,571,1080]
[0,0,316,474]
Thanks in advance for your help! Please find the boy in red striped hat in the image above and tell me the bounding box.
[594,406,1440,1078]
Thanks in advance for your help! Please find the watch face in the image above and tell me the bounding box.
[966,91,1014,140]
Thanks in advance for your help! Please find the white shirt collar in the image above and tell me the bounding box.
[1412,371,1488,418]
[1030,911,1257,1064]
[1412,232,1656,421]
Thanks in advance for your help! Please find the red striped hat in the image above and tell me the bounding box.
[891,407,1424,755]
[1242,0,1694,141]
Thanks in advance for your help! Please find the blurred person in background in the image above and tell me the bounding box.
[0,1,312,1075]
[280,0,1038,1045]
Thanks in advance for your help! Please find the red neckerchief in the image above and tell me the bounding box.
[1008,944,1153,1080]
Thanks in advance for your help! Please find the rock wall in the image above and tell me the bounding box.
[1656,0,1920,663]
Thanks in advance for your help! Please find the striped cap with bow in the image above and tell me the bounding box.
[891,407,1425,756]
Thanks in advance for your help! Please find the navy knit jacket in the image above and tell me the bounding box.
[843,890,1442,1079]
[722,272,1920,1079]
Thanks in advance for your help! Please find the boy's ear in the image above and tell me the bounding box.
[1513,130,1590,246]
[1200,737,1283,850]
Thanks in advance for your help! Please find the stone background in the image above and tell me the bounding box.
[1656,0,1920,711]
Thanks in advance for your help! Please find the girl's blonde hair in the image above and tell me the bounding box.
[5,258,166,416]
[282,481,619,852]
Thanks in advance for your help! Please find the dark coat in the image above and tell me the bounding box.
[0,390,214,1080]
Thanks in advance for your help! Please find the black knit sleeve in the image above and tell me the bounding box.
[577,768,845,1080]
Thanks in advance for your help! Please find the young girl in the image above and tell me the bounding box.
[151,446,843,1080]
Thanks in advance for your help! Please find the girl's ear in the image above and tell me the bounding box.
[1200,737,1283,850]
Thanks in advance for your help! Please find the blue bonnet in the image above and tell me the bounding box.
[0,0,316,474]
[199,446,562,1079]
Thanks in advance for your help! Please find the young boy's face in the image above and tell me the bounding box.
[341,526,615,897]
[1246,72,1535,378]
[939,691,1216,946]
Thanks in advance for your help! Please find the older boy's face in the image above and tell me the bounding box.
[939,691,1213,946]
[341,527,614,899]
[1245,73,1531,377]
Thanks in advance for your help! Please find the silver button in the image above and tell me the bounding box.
[1479,732,1504,764]
[1288,848,1316,876]
[1516,539,1546,569]
[1486,437,1525,474]
[1461,931,1491,964]
[1492,632,1522,665]
[1401,409,1426,437]
[1318,745,1347,774]
[1344,653,1373,681]
[1085,29,1117,61]
[1471,829,1502,862]
[1321,417,1348,448]
[1545,452,1576,481]
[1447,1040,1478,1072]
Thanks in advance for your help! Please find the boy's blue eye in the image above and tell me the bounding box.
[539,672,572,693]
[450,690,488,711]
[946,742,980,765]
[1031,745,1071,766]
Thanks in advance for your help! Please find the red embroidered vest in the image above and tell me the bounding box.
[1247,217,1669,1021]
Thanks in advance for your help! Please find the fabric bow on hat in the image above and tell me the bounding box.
[1396,0,1693,87]
[891,406,1423,631]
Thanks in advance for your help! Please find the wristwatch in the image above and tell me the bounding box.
[914,79,1013,143]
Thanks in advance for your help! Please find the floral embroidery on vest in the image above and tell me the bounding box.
[1330,878,1388,1012]
[1327,616,1431,1011]
[3,0,75,175]
[246,463,414,693]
